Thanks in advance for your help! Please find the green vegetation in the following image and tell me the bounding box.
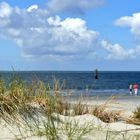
[0,75,139,140]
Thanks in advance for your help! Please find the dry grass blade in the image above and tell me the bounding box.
[73,101,89,116]
[125,106,140,125]
[92,100,123,123]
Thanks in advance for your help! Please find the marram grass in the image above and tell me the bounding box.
[0,75,140,140]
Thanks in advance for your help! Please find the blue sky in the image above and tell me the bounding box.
[0,0,140,71]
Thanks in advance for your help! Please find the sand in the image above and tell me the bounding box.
[0,95,140,140]
[67,95,140,115]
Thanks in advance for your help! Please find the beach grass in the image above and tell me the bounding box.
[125,106,140,126]
[0,75,140,139]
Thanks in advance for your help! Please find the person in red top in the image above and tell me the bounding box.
[133,83,138,96]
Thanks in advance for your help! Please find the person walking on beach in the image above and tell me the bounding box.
[129,84,133,95]
[133,83,138,96]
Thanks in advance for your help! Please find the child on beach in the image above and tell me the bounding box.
[133,83,138,96]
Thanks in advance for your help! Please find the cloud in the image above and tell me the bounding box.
[114,12,140,60]
[22,16,99,59]
[0,2,99,60]
[47,0,104,14]
[101,40,140,60]
[0,2,12,18]
[2,1,140,61]
[27,5,38,12]
[115,12,140,39]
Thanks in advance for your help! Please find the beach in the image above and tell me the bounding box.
[0,95,140,140]
[1,0,140,139]
[67,95,140,114]
[0,71,140,140]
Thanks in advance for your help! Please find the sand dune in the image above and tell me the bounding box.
[0,97,140,140]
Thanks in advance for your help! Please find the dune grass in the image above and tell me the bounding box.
[125,106,140,126]
[0,75,140,139]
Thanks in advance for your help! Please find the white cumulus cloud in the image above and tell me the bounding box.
[0,2,12,18]
[2,1,140,61]
[27,5,38,12]
[0,2,99,59]
[115,12,140,39]
[101,40,140,60]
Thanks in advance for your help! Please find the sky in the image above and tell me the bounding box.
[0,0,140,71]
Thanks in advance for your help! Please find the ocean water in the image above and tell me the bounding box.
[0,71,140,96]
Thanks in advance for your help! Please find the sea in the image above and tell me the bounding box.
[0,71,140,97]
